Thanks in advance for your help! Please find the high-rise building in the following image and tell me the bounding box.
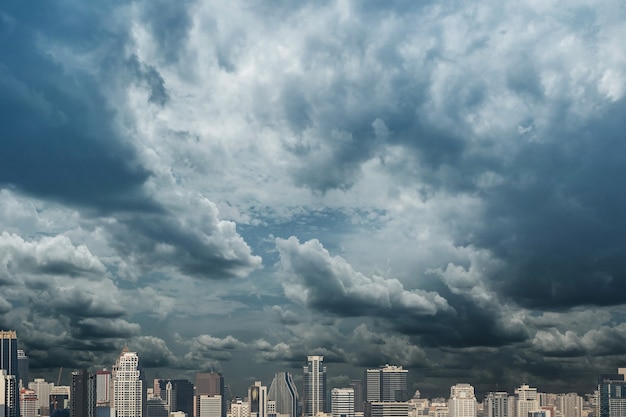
[349,380,363,413]
[485,392,508,417]
[199,395,222,417]
[72,369,96,417]
[303,356,326,417]
[113,350,146,417]
[556,394,582,417]
[155,379,193,416]
[28,378,54,416]
[231,398,251,417]
[369,402,409,417]
[332,388,355,417]
[196,373,225,417]
[1,370,18,417]
[50,385,71,416]
[96,371,112,408]
[365,366,408,404]
[365,370,382,403]
[20,388,37,417]
[598,374,626,417]
[515,385,538,417]
[249,382,268,417]
[268,372,299,417]
[0,331,19,417]
[449,384,476,417]
[17,351,28,389]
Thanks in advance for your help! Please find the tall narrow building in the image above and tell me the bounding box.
[365,366,408,404]
[113,350,146,417]
[268,372,299,417]
[17,351,28,388]
[303,356,326,417]
[196,373,225,417]
[1,370,18,417]
[1,331,19,417]
[72,369,96,417]
[249,381,268,417]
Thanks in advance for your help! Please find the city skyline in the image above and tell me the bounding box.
[2,0,626,401]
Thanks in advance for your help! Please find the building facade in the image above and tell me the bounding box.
[303,356,326,417]
[196,373,225,417]
[449,384,476,417]
[113,351,146,417]
[331,388,355,417]
[0,331,19,417]
[268,372,299,417]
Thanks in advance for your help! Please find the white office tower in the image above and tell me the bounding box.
[1,370,17,417]
[332,388,355,417]
[515,385,538,417]
[370,402,409,417]
[449,384,476,417]
[28,378,53,415]
[304,356,327,417]
[199,395,222,417]
[19,389,37,417]
[268,373,299,417]
[113,351,146,417]
[231,399,251,417]
[485,392,508,417]
[249,382,268,417]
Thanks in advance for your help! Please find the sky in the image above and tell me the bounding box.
[1,0,626,399]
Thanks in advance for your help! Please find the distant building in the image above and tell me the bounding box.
[71,369,96,417]
[332,388,355,417]
[516,385,539,417]
[350,380,364,413]
[155,379,194,416]
[557,394,582,417]
[29,378,54,416]
[369,402,409,417]
[249,381,268,417]
[50,385,71,416]
[113,350,146,417]
[1,370,18,417]
[20,388,37,417]
[268,373,299,417]
[96,371,112,408]
[1,330,19,417]
[485,392,508,417]
[196,373,225,417]
[17,351,28,388]
[449,384,476,417]
[303,356,326,417]
[147,397,169,417]
[230,398,251,417]
[199,395,222,417]
[365,366,408,404]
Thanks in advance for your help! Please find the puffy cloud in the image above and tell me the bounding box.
[275,236,450,317]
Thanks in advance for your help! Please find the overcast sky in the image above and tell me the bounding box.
[2,0,626,398]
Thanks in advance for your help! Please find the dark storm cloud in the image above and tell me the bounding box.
[474,100,626,309]
[0,1,155,211]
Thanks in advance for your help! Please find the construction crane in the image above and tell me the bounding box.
[57,367,63,385]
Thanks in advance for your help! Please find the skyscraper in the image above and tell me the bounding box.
[331,388,355,417]
[1,331,19,417]
[17,351,28,388]
[556,393,582,417]
[365,366,408,404]
[249,381,268,417]
[19,388,37,417]
[72,369,96,417]
[155,379,194,416]
[28,378,54,416]
[196,373,225,417]
[449,384,476,417]
[598,374,626,417]
[1,370,17,417]
[349,380,363,413]
[113,350,146,417]
[96,371,112,408]
[268,372,299,417]
[303,356,326,417]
